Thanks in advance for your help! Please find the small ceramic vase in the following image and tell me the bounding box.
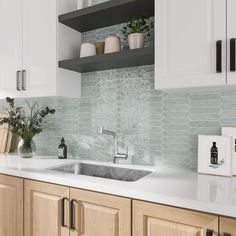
[128,33,145,50]
[80,42,96,58]
[87,0,93,7]
[77,0,83,9]
[104,36,121,54]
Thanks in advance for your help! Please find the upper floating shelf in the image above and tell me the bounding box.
[59,0,155,32]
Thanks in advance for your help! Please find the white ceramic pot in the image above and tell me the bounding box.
[87,0,93,7]
[80,42,96,58]
[128,33,145,50]
[104,36,121,54]
[77,0,83,9]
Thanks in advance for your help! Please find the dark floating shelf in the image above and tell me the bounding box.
[59,0,154,32]
[59,46,154,73]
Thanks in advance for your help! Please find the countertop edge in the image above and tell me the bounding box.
[0,164,235,219]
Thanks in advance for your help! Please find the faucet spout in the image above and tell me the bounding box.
[97,126,128,164]
[97,126,117,138]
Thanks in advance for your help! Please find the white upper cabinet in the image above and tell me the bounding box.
[0,0,23,98]
[227,0,236,85]
[155,0,227,89]
[22,0,57,97]
[22,0,81,98]
[0,0,81,99]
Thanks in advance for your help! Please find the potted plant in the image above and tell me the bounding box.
[122,16,154,50]
[0,97,55,158]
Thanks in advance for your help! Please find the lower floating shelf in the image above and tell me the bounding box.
[58,46,154,73]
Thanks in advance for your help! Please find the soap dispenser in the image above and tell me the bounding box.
[58,138,67,159]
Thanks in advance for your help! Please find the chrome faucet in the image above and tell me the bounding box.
[97,126,128,164]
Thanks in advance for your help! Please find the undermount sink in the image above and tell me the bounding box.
[50,162,152,182]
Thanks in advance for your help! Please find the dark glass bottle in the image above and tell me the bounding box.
[210,142,218,165]
[58,138,67,159]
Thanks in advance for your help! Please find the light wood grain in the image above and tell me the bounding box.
[0,174,23,236]
[133,200,218,236]
[70,188,131,236]
[24,180,70,236]
[0,114,9,153]
[220,217,236,236]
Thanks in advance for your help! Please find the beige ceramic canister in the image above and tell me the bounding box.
[104,36,121,54]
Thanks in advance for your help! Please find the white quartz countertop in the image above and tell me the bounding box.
[0,154,236,218]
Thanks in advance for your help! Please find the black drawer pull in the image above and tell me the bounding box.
[224,233,231,236]
[230,38,236,72]
[206,229,213,236]
[61,197,68,227]
[69,199,77,230]
[216,40,222,73]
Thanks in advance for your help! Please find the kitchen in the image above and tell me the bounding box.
[0,0,236,235]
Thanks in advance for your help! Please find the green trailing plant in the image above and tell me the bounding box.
[0,97,55,141]
[121,16,154,41]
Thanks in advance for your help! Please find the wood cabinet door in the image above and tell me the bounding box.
[220,217,236,236]
[133,200,218,236]
[0,174,23,236]
[155,0,227,89]
[70,188,131,236]
[24,180,70,236]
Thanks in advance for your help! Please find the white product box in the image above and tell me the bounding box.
[222,127,236,176]
[198,135,232,177]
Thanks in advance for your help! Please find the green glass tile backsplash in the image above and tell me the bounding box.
[1,17,236,170]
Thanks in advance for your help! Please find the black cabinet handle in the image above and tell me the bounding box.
[230,38,236,72]
[61,197,68,227]
[224,233,231,236]
[16,71,21,91]
[216,40,222,73]
[22,70,26,91]
[206,229,213,236]
[69,199,77,230]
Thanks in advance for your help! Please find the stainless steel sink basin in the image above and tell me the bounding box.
[50,162,152,182]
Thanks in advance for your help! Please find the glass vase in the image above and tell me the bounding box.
[17,138,36,158]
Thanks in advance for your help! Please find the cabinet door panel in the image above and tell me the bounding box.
[220,217,236,236]
[155,0,227,89]
[70,188,131,236]
[147,218,202,236]
[133,200,218,236]
[24,180,69,236]
[0,0,22,98]
[0,174,23,236]
[227,0,236,85]
[22,0,57,97]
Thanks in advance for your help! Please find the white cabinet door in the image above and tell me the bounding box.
[155,0,227,89]
[226,0,236,85]
[0,0,23,99]
[22,0,57,97]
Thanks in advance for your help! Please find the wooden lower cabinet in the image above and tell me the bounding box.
[24,180,70,236]
[70,188,131,236]
[220,217,236,236]
[0,174,23,236]
[133,200,218,236]
[3,176,236,236]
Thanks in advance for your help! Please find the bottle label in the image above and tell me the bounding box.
[211,149,218,164]
[58,148,64,157]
